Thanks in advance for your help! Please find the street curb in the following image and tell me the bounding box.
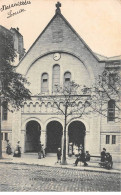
[0,160,120,174]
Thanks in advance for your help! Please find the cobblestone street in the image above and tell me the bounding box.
[0,163,120,191]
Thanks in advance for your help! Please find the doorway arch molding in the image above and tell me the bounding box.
[22,117,43,131]
[67,118,89,133]
[44,117,64,130]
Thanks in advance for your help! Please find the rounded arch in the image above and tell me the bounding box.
[22,117,43,130]
[68,120,86,150]
[46,120,63,153]
[45,117,63,129]
[25,51,95,82]
[25,120,41,152]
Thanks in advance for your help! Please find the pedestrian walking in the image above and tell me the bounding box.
[38,141,42,159]
[41,144,45,158]
[57,148,61,163]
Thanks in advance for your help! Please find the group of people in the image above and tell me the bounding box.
[6,140,112,169]
[74,148,90,166]
[6,140,21,157]
[100,148,113,169]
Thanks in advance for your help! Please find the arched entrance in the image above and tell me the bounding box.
[68,121,86,149]
[25,120,41,152]
[46,121,63,153]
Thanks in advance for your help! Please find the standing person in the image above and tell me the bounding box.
[38,141,42,159]
[101,148,106,162]
[6,140,12,155]
[57,148,61,163]
[74,145,79,157]
[13,141,21,157]
[68,143,73,157]
[41,144,45,158]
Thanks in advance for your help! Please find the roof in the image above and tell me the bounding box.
[94,53,121,62]
[0,25,13,36]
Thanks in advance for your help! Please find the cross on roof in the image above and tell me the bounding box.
[55,2,61,13]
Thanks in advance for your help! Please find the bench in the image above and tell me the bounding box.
[89,155,113,169]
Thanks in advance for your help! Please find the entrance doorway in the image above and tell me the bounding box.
[68,121,86,149]
[25,120,41,152]
[46,121,63,153]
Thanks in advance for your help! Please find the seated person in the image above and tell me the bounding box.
[74,149,88,166]
[105,153,112,163]
[85,151,90,162]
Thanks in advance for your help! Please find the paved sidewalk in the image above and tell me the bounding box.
[0,153,121,174]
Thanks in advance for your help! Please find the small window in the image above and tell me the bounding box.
[64,72,71,87]
[108,100,115,121]
[112,135,116,144]
[106,135,110,144]
[2,102,8,121]
[52,64,60,92]
[41,73,48,93]
[109,74,116,87]
[5,133,8,141]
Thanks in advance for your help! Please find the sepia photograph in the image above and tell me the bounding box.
[0,0,121,192]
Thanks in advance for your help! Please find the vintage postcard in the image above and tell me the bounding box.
[0,0,121,192]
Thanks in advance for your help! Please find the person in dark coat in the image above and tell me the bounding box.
[101,148,106,162]
[38,141,42,159]
[57,148,61,163]
[85,151,90,162]
[74,149,88,166]
[6,140,12,155]
[41,144,45,158]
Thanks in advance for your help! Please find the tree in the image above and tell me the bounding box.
[0,28,31,159]
[39,67,120,165]
[89,69,121,122]
[39,81,91,165]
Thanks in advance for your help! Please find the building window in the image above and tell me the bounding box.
[109,74,116,87]
[106,135,110,144]
[1,133,3,141]
[5,133,8,141]
[112,135,116,144]
[41,73,48,93]
[64,72,71,87]
[2,102,8,121]
[108,100,115,121]
[52,64,60,92]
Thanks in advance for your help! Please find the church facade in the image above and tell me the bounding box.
[2,4,121,162]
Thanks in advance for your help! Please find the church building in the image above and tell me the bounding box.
[2,3,121,162]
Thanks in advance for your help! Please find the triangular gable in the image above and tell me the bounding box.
[17,11,104,75]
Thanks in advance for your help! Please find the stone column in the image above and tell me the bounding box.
[20,130,26,153]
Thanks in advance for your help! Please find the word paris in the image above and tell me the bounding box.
[0,1,31,12]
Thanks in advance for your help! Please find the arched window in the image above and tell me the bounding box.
[41,73,48,93]
[52,64,60,92]
[108,100,115,121]
[64,72,71,87]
